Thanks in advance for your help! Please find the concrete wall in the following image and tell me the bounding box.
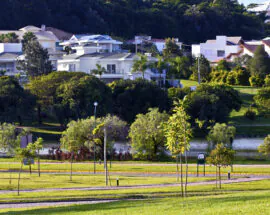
[0,43,22,53]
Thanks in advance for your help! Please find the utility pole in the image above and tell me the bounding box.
[198,56,201,84]
[104,126,108,186]
[93,102,98,174]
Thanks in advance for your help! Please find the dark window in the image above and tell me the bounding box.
[217,50,225,57]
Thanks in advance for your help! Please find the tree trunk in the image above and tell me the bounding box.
[29,164,32,175]
[70,156,73,181]
[17,162,23,196]
[219,166,221,189]
[38,150,41,177]
[176,155,179,182]
[37,104,42,125]
[216,166,218,188]
[184,150,188,197]
[180,153,184,197]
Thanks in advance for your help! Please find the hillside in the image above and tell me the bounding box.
[0,0,266,43]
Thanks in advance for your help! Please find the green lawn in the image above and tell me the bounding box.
[1,180,270,214]
[180,79,198,88]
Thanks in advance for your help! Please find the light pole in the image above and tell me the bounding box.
[93,101,98,174]
[197,56,201,84]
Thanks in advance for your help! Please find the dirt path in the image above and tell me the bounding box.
[0,177,267,195]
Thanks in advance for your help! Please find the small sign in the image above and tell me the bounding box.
[23,158,34,165]
[197,153,205,165]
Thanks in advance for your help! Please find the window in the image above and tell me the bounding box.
[217,50,225,57]
[69,64,76,72]
[107,64,116,74]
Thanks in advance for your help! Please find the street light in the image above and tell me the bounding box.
[93,101,98,174]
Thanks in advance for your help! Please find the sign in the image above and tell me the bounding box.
[23,158,34,166]
[197,153,205,165]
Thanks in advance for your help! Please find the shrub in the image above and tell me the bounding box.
[244,109,256,120]
[249,76,264,87]
[168,87,191,101]
[264,75,270,87]
[235,68,250,86]
[226,72,236,85]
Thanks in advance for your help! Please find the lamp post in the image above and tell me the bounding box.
[197,56,201,84]
[93,101,98,174]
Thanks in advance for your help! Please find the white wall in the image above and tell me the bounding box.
[0,43,22,53]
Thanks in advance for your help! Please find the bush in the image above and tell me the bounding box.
[264,75,270,87]
[226,72,236,85]
[244,109,256,120]
[235,68,250,86]
[249,76,264,87]
[168,87,191,101]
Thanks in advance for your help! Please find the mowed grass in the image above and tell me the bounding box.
[1,161,270,175]
[1,180,270,214]
[181,79,198,88]
[0,172,216,191]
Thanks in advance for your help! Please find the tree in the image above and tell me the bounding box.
[215,60,231,71]
[21,32,37,52]
[258,135,270,157]
[254,87,270,115]
[0,76,36,125]
[33,137,43,177]
[132,54,149,79]
[183,84,242,130]
[169,56,192,79]
[0,123,21,155]
[129,108,168,160]
[207,143,235,189]
[191,55,211,83]
[165,101,192,197]
[150,55,167,87]
[91,64,106,79]
[249,45,270,78]
[207,123,236,150]
[163,38,181,59]
[0,33,19,43]
[17,33,52,77]
[109,79,170,123]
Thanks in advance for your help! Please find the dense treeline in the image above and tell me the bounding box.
[0,0,266,43]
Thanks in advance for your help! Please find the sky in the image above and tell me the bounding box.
[238,0,267,6]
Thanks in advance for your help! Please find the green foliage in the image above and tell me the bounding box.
[0,33,19,43]
[165,101,192,155]
[249,45,270,78]
[0,123,21,155]
[254,87,270,115]
[132,54,149,79]
[183,84,241,130]
[191,55,211,82]
[264,75,270,87]
[244,109,256,120]
[109,79,170,123]
[215,60,231,71]
[91,64,106,78]
[162,38,181,59]
[129,108,168,160]
[169,56,192,79]
[249,75,264,87]
[258,135,270,157]
[207,123,236,149]
[168,87,191,102]
[0,76,36,124]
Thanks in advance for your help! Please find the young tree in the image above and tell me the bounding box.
[254,87,270,115]
[129,108,168,160]
[169,56,192,80]
[91,64,106,79]
[165,101,192,197]
[132,54,149,79]
[191,55,211,83]
[207,143,235,189]
[258,135,270,157]
[150,55,167,87]
[33,137,43,177]
[17,33,52,77]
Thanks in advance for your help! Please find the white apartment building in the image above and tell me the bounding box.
[192,36,243,63]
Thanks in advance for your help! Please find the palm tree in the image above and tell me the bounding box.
[132,54,148,79]
[151,55,167,87]
[91,64,106,79]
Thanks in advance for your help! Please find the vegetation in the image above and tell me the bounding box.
[258,135,270,157]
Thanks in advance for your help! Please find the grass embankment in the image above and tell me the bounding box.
[0,173,216,191]
[1,180,270,214]
[1,161,270,175]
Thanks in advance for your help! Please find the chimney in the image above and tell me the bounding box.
[41,24,46,31]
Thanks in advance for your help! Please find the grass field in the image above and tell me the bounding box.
[1,180,270,214]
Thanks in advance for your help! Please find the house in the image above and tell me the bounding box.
[127,36,182,53]
[60,34,123,53]
[57,52,165,82]
[0,25,64,74]
[192,36,243,63]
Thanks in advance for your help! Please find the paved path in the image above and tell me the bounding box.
[0,177,267,195]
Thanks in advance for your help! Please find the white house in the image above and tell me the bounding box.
[57,52,165,82]
[60,34,123,53]
[192,36,243,63]
[127,36,182,53]
[0,25,64,74]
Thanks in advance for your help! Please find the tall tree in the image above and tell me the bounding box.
[163,38,181,59]
[249,46,270,78]
[192,55,211,83]
[132,54,149,79]
[17,33,52,77]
